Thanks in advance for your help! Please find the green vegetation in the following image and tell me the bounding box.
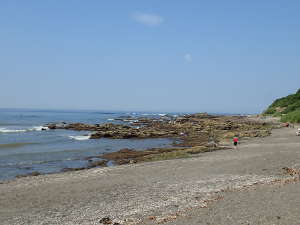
[144,151,190,161]
[143,146,223,162]
[281,110,300,123]
[264,89,300,122]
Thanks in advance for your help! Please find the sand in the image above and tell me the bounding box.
[0,126,299,225]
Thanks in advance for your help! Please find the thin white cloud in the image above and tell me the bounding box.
[184,53,192,62]
[132,12,164,26]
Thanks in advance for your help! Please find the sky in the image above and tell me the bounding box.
[1,1,300,114]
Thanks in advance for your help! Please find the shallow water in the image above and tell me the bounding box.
[0,108,180,180]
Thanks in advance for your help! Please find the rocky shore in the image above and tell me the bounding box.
[1,126,299,225]
[44,114,275,171]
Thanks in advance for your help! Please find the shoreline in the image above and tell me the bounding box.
[9,114,274,180]
[1,122,299,224]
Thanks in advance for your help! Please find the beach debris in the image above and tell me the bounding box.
[282,167,300,177]
[99,217,113,224]
[147,216,156,220]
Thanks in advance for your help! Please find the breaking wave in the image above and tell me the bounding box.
[0,126,49,133]
[0,128,27,133]
[141,113,167,116]
[69,135,91,141]
[29,126,49,131]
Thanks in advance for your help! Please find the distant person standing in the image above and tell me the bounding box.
[233,136,239,149]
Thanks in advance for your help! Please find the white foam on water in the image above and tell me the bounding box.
[142,113,167,116]
[30,126,49,131]
[69,135,91,141]
[0,128,27,133]
[0,125,49,133]
[107,119,114,121]
[129,120,138,123]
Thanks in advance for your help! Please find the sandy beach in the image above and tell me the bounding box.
[1,126,299,225]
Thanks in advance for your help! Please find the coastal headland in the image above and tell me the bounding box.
[1,114,300,224]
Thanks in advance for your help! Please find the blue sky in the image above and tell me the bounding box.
[1,1,300,113]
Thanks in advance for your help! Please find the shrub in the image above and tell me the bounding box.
[281,110,300,123]
[264,107,276,115]
[264,89,300,116]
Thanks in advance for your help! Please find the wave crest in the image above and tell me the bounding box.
[0,128,27,133]
[0,126,49,133]
[29,126,49,131]
[69,135,90,141]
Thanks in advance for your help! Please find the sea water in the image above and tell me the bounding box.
[0,108,180,180]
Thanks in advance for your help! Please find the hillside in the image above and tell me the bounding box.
[264,89,300,122]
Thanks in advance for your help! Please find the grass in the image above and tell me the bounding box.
[281,110,300,123]
[264,89,300,116]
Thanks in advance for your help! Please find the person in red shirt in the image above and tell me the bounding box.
[233,136,239,149]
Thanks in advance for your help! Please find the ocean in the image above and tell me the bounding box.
[0,108,180,180]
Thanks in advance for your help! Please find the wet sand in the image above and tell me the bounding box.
[0,126,299,225]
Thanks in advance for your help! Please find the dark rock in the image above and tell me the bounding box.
[46,122,68,129]
[61,167,86,172]
[87,160,108,168]
[16,171,41,178]
[45,114,273,158]
[99,217,112,224]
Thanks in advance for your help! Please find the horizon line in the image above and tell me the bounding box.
[0,107,260,115]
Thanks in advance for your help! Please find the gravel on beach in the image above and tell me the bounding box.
[0,127,300,225]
